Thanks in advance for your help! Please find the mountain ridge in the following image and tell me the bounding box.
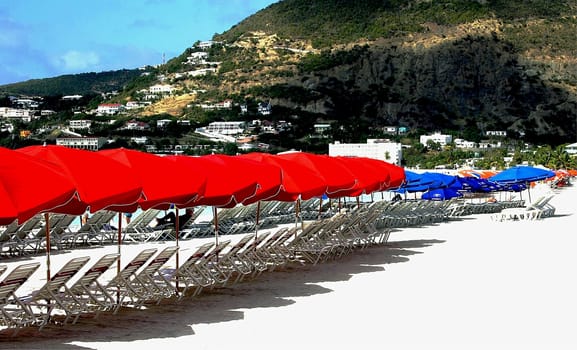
[2,0,577,146]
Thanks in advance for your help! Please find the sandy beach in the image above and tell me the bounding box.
[1,182,576,350]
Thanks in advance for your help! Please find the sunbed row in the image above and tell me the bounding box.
[0,202,393,333]
[0,211,123,257]
[490,195,556,221]
[3,193,513,259]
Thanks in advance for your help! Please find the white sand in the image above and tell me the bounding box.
[1,183,576,349]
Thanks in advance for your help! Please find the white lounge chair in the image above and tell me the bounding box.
[20,256,91,328]
[61,253,120,318]
[0,262,41,333]
[105,248,158,313]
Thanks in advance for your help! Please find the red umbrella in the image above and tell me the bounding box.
[0,147,77,225]
[208,154,283,206]
[98,148,207,211]
[276,152,357,198]
[165,154,260,208]
[362,157,406,190]
[240,152,327,202]
[332,156,385,197]
[17,145,144,215]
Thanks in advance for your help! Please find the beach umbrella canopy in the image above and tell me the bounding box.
[458,176,500,193]
[359,157,405,190]
[276,152,357,198]
[165,154,261,208]
[98,148,207,211]
[0,147,78,225]
[240,152,327,202]
[17,145,144,215]
[421,187,463,201]
[208,154,283,206]
[488,166,556,184]
[332,156,387,197]
[402,170,428,186]
[398,171,445,192]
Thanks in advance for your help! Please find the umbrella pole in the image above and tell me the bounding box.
[294,199,300,238]
[255,201,260,241]
[117,211,122,303]
[213,206,219,247]
[175,206,180,293]
[44,213,51,281]
[318,197,322,220]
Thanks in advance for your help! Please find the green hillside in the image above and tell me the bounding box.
[0,69,146,96]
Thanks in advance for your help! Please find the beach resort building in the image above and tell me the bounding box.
[328,139,402,165]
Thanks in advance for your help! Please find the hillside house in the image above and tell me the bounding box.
[258,101,272,115]
[97,103,122,116]
[185,52,208,64]
[0,107,36,123]
[149,84,174,94]
[69,119,92,130]
[56,136,107,151]
[420,132,452,147]
[122,120,150,131]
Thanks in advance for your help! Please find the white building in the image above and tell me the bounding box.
[204,121,245,136]
[69,119,92,130]
[185,52,208,64]
[258,101,272,115]
[0,107,36,122]
[486,130,507,137]
[186,68,217,77]
[314,124,331,135]
[328,139,402,165]
[61,95,83,101]
[56,137,107,151]
[454,138,476,149]
[420,132,452,147]
[564,142,577,155]
[156,119,173,128]
[149,84,174,94]
[97,103,122,115]
[125,101,147,110]
[130,136,148,145]
[197,41,217,50]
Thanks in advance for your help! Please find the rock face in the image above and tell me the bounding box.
[265,29,577,145]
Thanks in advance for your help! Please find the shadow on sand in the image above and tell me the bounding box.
[0,239,445,348]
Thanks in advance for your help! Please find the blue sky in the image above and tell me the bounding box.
[0,0,278,85]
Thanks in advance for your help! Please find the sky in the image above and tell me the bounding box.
[0,0,278,85]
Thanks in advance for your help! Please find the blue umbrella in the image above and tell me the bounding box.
[488,166,555,184]
[421,187,463,201]
[400,171,461,192]
[489,166,554,203]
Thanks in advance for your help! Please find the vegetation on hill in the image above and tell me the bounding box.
[0,69,146,96]
[217,0,572,47]
[1,0,577,159]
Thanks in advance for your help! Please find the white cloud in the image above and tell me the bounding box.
[58,50,100,71]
